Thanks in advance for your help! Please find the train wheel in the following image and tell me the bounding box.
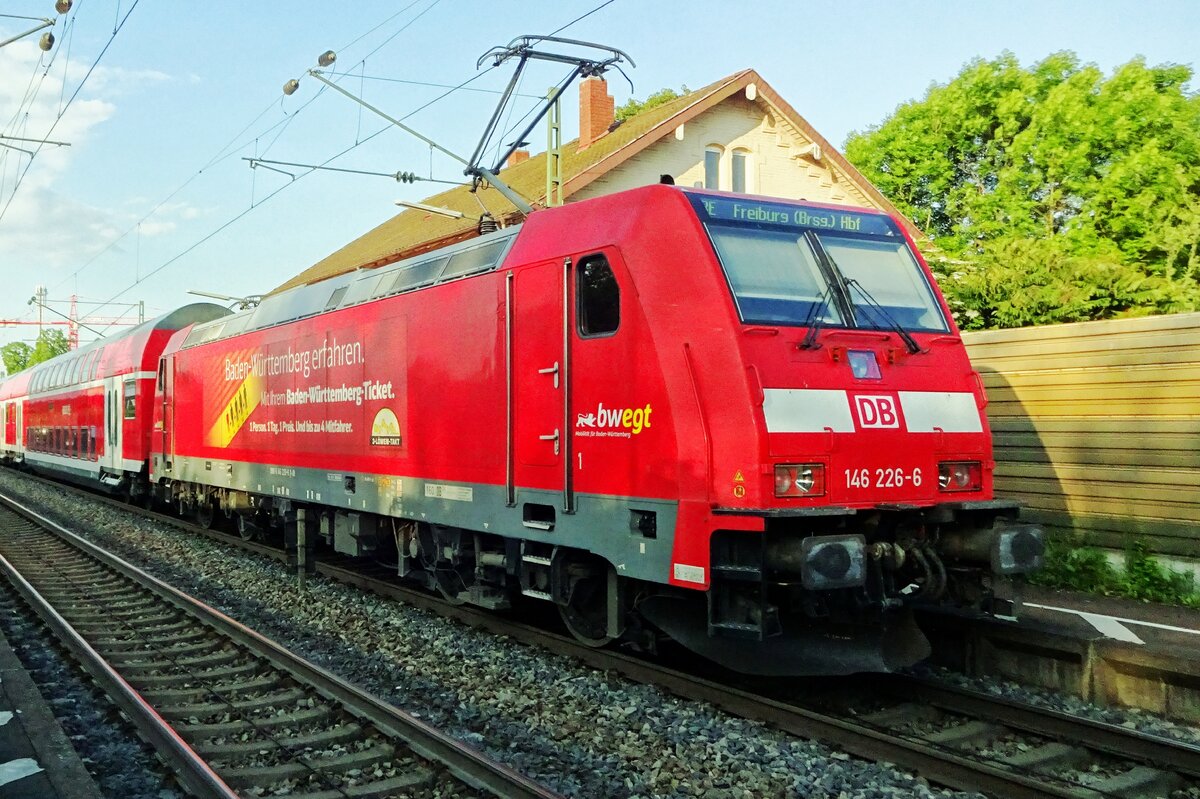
[237,514,258,542]
[557,556,617,647]
[434,566,470,605]
[194,500,215,529]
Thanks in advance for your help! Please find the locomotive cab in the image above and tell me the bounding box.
[633,191,1043,673]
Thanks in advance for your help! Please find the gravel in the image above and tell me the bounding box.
[16,465,1187,798]
[0,586,186,799]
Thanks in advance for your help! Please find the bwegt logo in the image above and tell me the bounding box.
[575,403,653,435]
[853,395,900,429]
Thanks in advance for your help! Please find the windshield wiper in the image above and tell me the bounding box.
[845,279,922,354]
[798,286,833,350]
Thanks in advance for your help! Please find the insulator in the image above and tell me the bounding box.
[478,213,498,234]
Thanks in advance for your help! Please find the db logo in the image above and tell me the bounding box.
[854,395,900,428]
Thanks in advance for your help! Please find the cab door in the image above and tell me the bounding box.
[511,259,573,517]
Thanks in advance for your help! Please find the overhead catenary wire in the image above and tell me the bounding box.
[51,0,623,331]
[46,0,450,298]
[0,0,140,225]
[87,64,502,330]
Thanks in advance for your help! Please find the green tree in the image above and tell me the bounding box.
[845,52,1200,328]
[1,342,33,375]
[31,329,70,365]
[1,330,70,375]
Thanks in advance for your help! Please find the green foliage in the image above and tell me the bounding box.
[0,342,33,375]
[845,52,1200,329]
[1117,540,1200,606]
[615,86,688,123]
[0,330,69,375]
[1029,538,1119,593]
[1030,537,1200,607]
[32,329,69,364]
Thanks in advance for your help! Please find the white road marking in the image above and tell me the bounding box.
[1078,612,1145,645]
[1025,601,1200,644]
[0,711,12,726]
[0,757,42,786]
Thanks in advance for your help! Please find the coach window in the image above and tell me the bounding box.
[576,255,620,337]
[123,380,137,419]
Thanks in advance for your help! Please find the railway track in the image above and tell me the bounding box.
[7,474,1200,799]
[0,492,562,799]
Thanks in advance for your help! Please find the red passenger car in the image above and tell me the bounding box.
[145,186,1042,674]
[0,305,227,494]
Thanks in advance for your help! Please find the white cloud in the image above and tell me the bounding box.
[0,27,190,277]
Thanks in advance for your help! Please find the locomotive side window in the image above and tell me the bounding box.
[443,240,506,280]
[576,255,620,337]
[324,286,348,310]
[123,380,137,419]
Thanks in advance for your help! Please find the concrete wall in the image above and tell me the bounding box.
[963,313,1200,557]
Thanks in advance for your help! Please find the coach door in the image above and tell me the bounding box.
[160,356,174,467]
[103,377,123,471]
[509,259,574,518]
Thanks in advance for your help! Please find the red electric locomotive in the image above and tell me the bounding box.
[140,185,1042,675]
[0,305,228,493]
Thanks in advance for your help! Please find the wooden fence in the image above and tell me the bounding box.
[963,313,1200,558]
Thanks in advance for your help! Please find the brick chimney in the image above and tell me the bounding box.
[578,76,614,151]
[505,149,530,169]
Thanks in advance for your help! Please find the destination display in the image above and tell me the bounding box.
[690,194,898,237]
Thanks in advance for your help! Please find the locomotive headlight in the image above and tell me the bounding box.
[938,461,981,492]
[774,463,825,497]
[800,534,866,590]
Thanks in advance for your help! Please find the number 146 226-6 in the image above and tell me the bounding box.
[845,467,922,489]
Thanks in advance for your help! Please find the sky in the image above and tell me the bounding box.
[0,0,1196,353]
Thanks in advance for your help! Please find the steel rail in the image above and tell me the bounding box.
[0,520,239,799]
[0,489,564,799]
[9,474,1200,798]
[888,675,1200,778]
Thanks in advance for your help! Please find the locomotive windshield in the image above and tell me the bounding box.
[689,194,949,333]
